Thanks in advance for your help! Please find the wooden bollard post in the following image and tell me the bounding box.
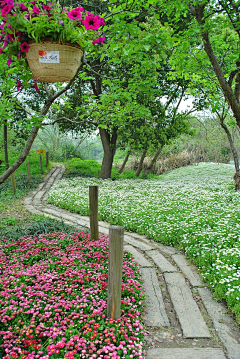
[11,172,16,195]
[46,152,49,167]
[107,225,124,320]
[39,155,43,173]
[89,185,99,240]
[27,162,31,183]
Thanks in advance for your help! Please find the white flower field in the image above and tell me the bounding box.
[48,163,240,322]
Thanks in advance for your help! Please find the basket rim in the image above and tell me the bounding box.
[27,39,83,51]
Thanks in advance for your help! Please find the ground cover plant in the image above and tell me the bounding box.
[0,232,145,359]
[48,162,240,323]
[63,159,141,180]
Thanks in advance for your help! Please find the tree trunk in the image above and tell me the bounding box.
[135,149,147,177]
[219,117,240,190]
[193,5,240,128]
[0,100,54,184]
[118,150,131,174]
[142,147,162,178]
[4,122,9,170]
[99,127,117,179]
[0,62,81,184]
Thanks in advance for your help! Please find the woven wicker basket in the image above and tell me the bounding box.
[26,41,83,83]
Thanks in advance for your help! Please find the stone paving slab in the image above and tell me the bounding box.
[172,254,203,287]
[126,232,152,244]
[146,347,227,359]
[146,250,178,272]
[141,267,170,327]
[124,245,153,267]
[164,273,211,338]
[156,243,179,255]
[198,287,240,359]
[124,236,154,251]
[24,197,32,205]
[99,226,109,235]
[24,205,43,215]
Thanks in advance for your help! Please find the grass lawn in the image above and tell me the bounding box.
[47,162,240,323]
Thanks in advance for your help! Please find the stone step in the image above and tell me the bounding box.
[164,273,211,338]
[124,245,153,267]
[141,267,170,327]
[146,347,227,359]
[172,254,203,287]
[198,287,240,359]
[146,250,178,272]
[156,243,179,255]
[124,236,155,251]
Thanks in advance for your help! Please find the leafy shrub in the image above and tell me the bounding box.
[0,215,88,240]
[64,159,102,177]
[0,174,43,195]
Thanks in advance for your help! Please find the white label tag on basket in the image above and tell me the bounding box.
[39,51,60,63]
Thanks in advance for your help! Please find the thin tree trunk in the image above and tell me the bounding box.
[99,127,117,179]
[193,5,240,128]
[0,64,82,184]
[142,147,162,178]
[118,150,131,174]
[135,149,147,177]
[219,117,240,190]
[4,122,9,170]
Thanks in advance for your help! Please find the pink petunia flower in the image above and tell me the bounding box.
[32,5,40,14]
[18,3,28,12]
[42,5,52,11]
[6,55,12,66]
[96,15,105,27]
[92,36,105,44]
[82,14,101,30]
[1,3,13,17]
[67,7,83,20]
[30,1,37,4]
[17,80,21,91]
[20,41,30,53]
[33,78,39,92]
[0,21,5,30]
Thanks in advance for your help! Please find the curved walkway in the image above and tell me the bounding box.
[24,165,240,359]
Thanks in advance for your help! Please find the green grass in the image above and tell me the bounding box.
[63,158,151,180]
[47,162,240,324]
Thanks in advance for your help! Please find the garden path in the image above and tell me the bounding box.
[23,165,240,359]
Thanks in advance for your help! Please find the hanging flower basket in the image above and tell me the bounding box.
[25,41,84,83]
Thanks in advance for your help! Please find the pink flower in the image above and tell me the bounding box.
[82,14,101,30]
[92,36,105,44]
[17,80,21,91]
[1,3,13,17]
[33,78,39,92]
[0,21,5,30]
[20,42,30,53]
[96,15,105,27]
[32,5,40,14]
[6,55,12,66]
[0,47,2,53]
[18,3,28,12]
[67,7,83,20]
[30,1,37,4]
[42,5,52,11]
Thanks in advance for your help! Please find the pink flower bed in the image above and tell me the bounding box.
[0,232,146,359]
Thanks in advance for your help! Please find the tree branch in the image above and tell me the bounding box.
[42,116,97,127]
